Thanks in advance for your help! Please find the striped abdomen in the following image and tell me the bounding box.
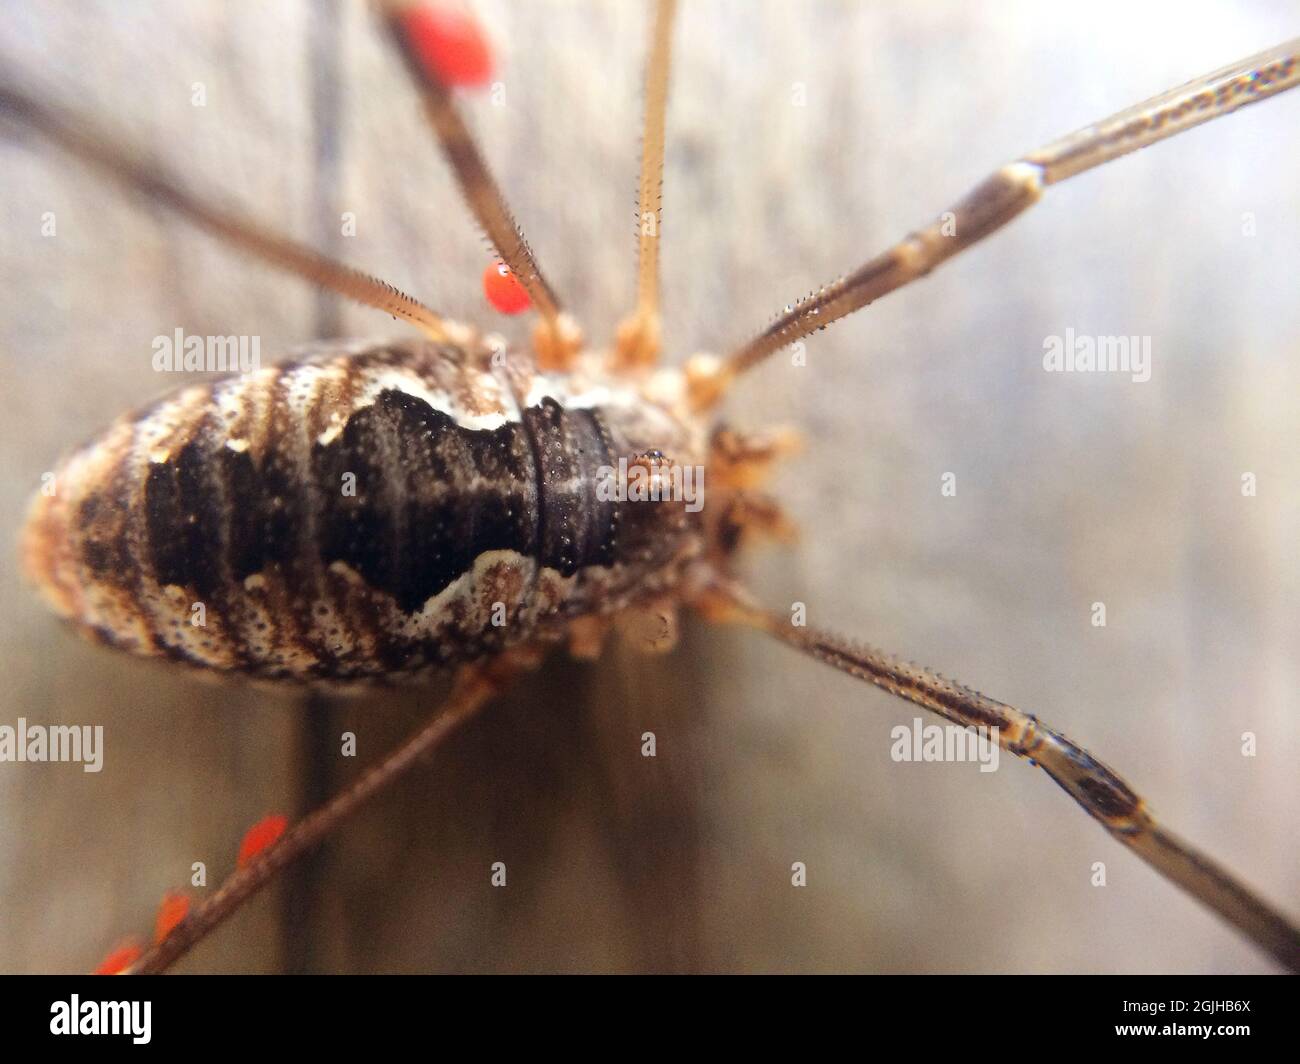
[23,339,704,681]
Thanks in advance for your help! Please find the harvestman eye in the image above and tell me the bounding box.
[1,2,1297,973]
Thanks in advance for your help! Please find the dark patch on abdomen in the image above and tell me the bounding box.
[137,387,624,622]
[222,445,305,581]
[312,389,540,612]
[522,397,616,575]
[144,435,225,599]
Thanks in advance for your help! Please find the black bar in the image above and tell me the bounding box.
[1,974,1292,1052]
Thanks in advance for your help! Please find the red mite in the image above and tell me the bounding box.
[154,891,191,943]
[237,815,289,870]
[482,260,531,314]
[398,4,494,88]
[93,941,142,976]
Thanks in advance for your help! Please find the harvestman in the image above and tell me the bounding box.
[3,2,1297,972]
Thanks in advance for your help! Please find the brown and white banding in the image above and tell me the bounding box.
[22,338,709,682]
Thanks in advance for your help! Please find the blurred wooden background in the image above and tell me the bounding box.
[1,0,1297,972]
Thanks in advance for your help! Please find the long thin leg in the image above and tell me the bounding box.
[383,2,579,365]
[126,658,522,974]
[717,38,1300,386]
[0,84,450,342]
[614,0,679,369]
[698,580,1300,972]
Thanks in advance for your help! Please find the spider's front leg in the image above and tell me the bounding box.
[696,581,1300,973]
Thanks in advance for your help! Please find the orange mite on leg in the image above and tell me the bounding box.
[153,891,191,943]
[237,814,288,870]
[482,260,531,314]
[93,940,142,975]
[397,3,494,88]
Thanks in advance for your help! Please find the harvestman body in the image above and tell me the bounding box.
[3,2,1298,971]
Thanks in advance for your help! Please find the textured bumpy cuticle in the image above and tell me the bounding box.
[22,339,706,682]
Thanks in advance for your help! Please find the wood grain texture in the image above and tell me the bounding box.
[1,0,1296,972]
